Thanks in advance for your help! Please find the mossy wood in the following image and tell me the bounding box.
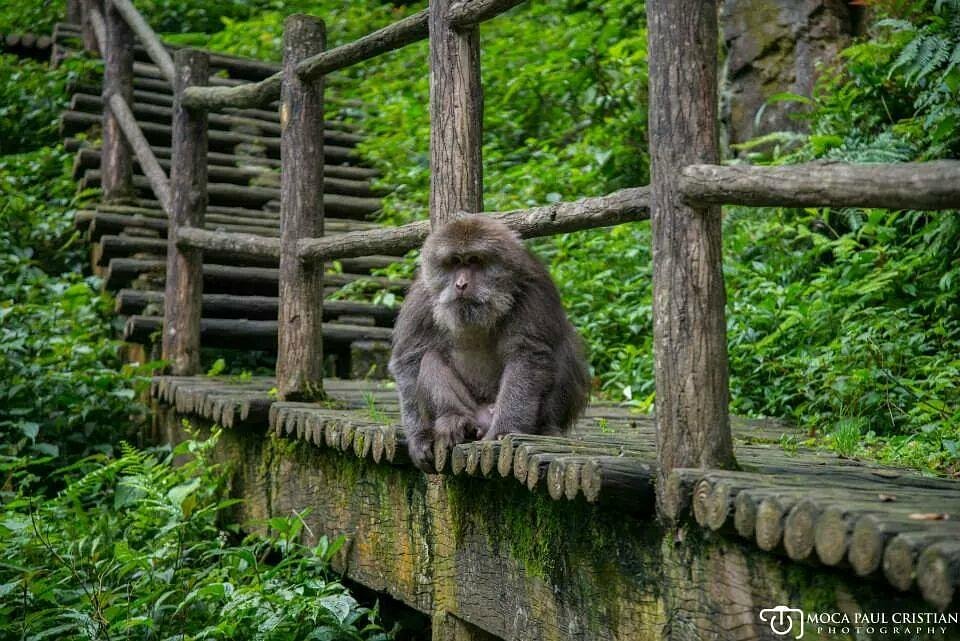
[152,379,958,639]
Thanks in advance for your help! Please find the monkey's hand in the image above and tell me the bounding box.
[406,431,435,472]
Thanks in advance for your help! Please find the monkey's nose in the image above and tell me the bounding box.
[455,276,469,292]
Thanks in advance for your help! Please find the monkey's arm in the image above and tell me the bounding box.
[482,351,553,440]
[388,282,438,470]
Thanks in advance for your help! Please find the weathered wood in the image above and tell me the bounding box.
[101,0,135,203]
[298,9,430,83]
[299,187,649,263]
[103,258,410,295]
[67,0,83,25]
[177,227,279,261]
[107,95,171,212]
[182,10,429,110]
[276,15,327,401]
[884,531,960,593]
[81,0,104,53]
[108,0,175,81]
[60,110,363,166]
[448,0,526,28]
[115,289,397,325]
[680,161,960,210]
[162,50,208,375]
[647,0,734,518]
[429,0,482,227]
[69,94,364,148]
[127,315,390,350]
[916,541,960,610]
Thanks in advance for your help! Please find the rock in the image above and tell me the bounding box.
[721,0,857,150]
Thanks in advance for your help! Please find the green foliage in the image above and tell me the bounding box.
[0,433,392,640]
[0,56,95,154]
[0,0,63,39]
[0,145,152,489]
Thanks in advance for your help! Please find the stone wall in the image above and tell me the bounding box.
[721,0,860,150]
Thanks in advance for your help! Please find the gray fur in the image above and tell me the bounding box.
[388,215,590,471]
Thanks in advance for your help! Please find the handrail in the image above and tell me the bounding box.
[181,9,429,110]
[181,0,527,111]
[174,187,651,263]
[680,161,960,210]
[107,92,172,212]
[109,0,175,81]
[87,2,107,50]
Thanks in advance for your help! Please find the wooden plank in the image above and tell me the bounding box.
[107,95,171,212]
[647,0,734,517]
[162,49,208,375]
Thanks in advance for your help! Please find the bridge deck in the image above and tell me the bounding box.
[152,375,960,618]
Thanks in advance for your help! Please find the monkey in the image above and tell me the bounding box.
[389,215,590,471]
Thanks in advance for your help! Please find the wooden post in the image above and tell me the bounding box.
[67,0,83,25]
[81,0,102,56]
[101,0,134,203]
[162,50,208,375]
[276,15,326,401]
[429,0,483,226]
[647,0,736,517]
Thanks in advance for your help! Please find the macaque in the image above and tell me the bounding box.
[389,215,589,471]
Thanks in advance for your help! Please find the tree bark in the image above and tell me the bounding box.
[162,50,208,375]
[108,0,175,82]
[680,161,960,210]
[647,0,735,520]
[277,15,327,401]
[299,186,649,262]
[429,0,483,227]
[107,94,171,212]
[101,0,135,203]
[81,0,104,54]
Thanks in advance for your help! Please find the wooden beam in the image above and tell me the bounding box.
[277,15,327,402]
[107,95,171,212]
[81,0,104,54]
[162,50,208,375]
[448,0,526,28]
[647,0,735,518]
[101,0,134,202]
[108,0,175,82]
[429,0,483,226]
[299,187,649,262]
[680,161,960,210]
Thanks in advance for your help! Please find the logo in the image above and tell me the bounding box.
[760,606,805,639]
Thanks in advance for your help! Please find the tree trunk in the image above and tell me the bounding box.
[101,0,135,202]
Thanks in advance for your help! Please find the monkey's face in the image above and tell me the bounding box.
[421,218,519,333]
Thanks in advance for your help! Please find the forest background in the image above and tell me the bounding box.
[0,0,958,638]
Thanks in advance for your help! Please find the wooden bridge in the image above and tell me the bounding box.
[47,0,960,638]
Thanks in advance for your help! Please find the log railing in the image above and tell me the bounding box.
[76,0,960,516]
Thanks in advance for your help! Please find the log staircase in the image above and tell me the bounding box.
[52,20,397,376]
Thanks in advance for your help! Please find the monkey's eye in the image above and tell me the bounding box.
[449,256,462,266]
[466,255,481,265]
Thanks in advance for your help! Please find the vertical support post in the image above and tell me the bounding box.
[162,50,208,375]
[80,0,101,55]
[67,0,83,25]
[276,15,326,401]
[101,0,134,203]
[647,0,735,516]
[429,0,483,227]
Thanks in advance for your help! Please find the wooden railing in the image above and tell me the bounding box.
[77,0,960,514]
